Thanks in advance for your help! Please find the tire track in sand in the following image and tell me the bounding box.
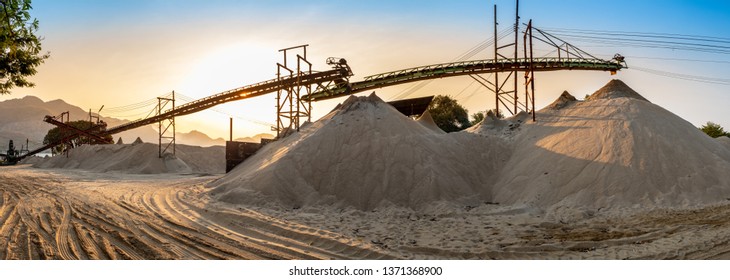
[73,222,105,259]
[0,192,19,260]
[6,223,30,260]
[71,208,144,260]
[16,200,57,259]
[139,189,283,259]
[54,198,77,260]
[166,189,393,259]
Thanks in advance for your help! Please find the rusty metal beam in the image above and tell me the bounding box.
[43,115,111,144]
[105,67,350,136]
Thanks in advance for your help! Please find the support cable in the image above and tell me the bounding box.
[389,26,514,101]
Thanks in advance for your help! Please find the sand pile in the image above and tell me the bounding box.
[465,110,529,140]
[210,79,730,213]
[547,91,577,110]
[35,143,224,174]
[488,80,730,211]
[210,93,508,210]
[586,79,649,102]
[416,110,445,134]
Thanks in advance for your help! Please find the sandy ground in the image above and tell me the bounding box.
[2,164,730,260]
[0,165,390,260]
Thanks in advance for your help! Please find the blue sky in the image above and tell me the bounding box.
[5,0,730,139]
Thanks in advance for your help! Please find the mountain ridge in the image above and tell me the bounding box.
[0,95,241,149]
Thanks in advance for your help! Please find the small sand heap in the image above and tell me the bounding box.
[548,91,577,110]
[35,143,225,174]
[132,137,144,144]
[465,110,528,140]
[116,137,124,145]
[586,79,648,102]
[416,110,444,134]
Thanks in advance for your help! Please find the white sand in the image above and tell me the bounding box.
[491,80,730,213]
[211,80,730,215]
[416,110,445,134]
[210,93,509,210]
[34,143,224,174]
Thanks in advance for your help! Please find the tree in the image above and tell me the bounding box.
[428,95,470,132]
[699,122,730,138]
[471,111,484,126]
[43,120,112,154]
[1,0,49,94]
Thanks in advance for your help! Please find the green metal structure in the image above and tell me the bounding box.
[303,57,625,102]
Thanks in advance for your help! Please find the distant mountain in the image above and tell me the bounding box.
[235,133,275,143]
[178,130,225,147]
[0,95,230,150]
[0,95,160,150]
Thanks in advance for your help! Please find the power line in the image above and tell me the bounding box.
[103,92,173,113]
[390,26,514,101]
[532,26,730,86]
[538,27,730,56]
[630,66,730,86]
[627,56,730,65]
[453,79,478,99]
[174,92,273,127]
[541,27,730,45]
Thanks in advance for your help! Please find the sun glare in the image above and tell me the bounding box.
[170,42,282,138]
[179,42,278,98]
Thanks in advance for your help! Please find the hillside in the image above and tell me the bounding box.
[0,95,230,150]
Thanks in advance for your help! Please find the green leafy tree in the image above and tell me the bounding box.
[43,120,112,154]
[428,95,470,132]
[699,121,730,138]
[1,0,49,94]
[471,111,485,126]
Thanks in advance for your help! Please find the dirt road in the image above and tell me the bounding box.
[0,166,390,260]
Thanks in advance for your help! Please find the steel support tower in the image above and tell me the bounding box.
[157,91,175,158]
[275,45,313,138]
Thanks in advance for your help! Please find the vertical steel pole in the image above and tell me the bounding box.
[89,108,94,145]
[172,91,175,156]
[524,21,529,114]
[304,45,311,123]
[158,98,162,158]
[307,57,312,122]
[296,58,301,131]
[276,67,281,138]
[529,23,536,122]
[282,50,287,68]
[493,5,499,116]
[513,0,519,114]
[229,117,233,142]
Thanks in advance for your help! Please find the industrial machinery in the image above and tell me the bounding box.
[0,140,21,166]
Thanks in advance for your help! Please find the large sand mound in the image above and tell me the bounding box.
[490,80,730,210]
[35,143,224,174]
[210,93,508,210]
